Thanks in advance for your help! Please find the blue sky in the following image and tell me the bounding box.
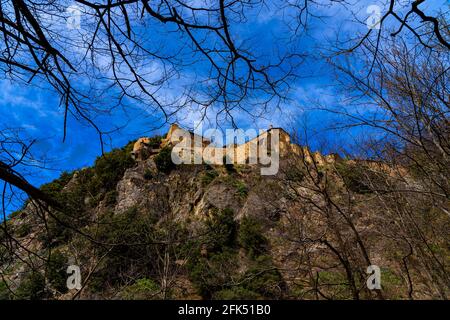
[0,0,448,214]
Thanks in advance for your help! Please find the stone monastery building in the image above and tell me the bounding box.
[132,123,339,165]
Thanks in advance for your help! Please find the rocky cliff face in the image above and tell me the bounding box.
[1,140,449,300]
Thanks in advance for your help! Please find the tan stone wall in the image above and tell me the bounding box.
[132,137,152,160]
[132,137,150,154]
[163,123,210,148]
[137,123,338,165]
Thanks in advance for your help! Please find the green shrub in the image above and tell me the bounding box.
[238,216,268,257]
[336,162,374,194]
[59,169,96,209]
[91,146,134,192]
[47,251,68,294]
[381,267,404,295]
[15,223,32,238]
[37,205,90,249]
[285,165,305,182]
[188,249,283,299]
[317,270,352,299]
[9,210,24,220]
[0,281,11,300]
[87,208,190,293]
[234,181,248,198]
[94,206,145,244]
[187,209,286,299]
[121,278,161,299]
[40,171,74,198]
[206,208,237,252]
[186,208,239,298]
[201,169,218,186]
[241,255,284,299]
[38,216,73,249]
[154,146,175,174]
[147,136,163,149]
[15,272,47,300]
[213,287,260,300]
[104,190,118,206]
[38,172,94,248]
[88,207,157,291]
[144,168,153,180]
[187,249,239,299]
[36,146,134,249]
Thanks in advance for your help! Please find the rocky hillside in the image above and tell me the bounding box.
[1,136,449,300]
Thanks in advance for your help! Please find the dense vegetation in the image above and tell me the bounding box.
[1,133,449,300]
